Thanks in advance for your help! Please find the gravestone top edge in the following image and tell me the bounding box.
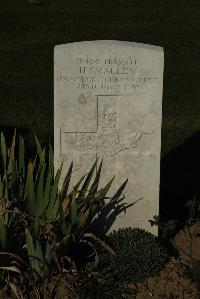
[54,40,164,53]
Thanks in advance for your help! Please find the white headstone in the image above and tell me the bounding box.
[54,40,164,235]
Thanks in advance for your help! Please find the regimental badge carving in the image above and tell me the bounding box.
[97,106,142,157]
[63,96,147,157]
[77,133,95,150]
[100,108,118,130]
[97,131,120,155]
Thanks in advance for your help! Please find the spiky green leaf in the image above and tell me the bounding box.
[80,160,98,197]
[0,221,7,250]
[110,179,128,203]
[46,163,63,220]
[25,161,35,214]
[70,192,77,227]
[89,159,103,196]
[43,167,52,216]
[18,135,25,178]
[34,135,43,161]
[45,241,52,265]
[59,163,73,221]
[78,208,91,230]
[7,129,16,175]
[25,228,35,260]
[48,143,54,166]
[1,133,7,170]
[25,228,44,277]
[35,162,45,217]
[96,176,115,201]
[0,175,3,198]
[60,162,73,202]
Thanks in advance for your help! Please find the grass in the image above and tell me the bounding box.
[0,0,200,156]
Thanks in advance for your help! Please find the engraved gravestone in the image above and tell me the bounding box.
[54,40,164,234]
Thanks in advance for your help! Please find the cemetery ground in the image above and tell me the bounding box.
[0,131,199,299]
[0,1,200,298]
[1,0,200,223]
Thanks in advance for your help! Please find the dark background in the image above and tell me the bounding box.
[0,0,200,221]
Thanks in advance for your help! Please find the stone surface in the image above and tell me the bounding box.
[54,40,164,234]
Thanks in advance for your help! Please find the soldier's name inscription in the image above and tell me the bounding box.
[56,55,159,93]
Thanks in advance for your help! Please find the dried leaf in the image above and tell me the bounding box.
[0,265,21,274]
[83,233,116,256]
[0,252,25,264]
[8,281,24,299]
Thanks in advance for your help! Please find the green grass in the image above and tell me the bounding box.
[0,0,200,156]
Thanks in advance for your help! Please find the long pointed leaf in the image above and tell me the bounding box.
[34,135,46,182]
[45,241,52,265]
[35,162,45,217]
[89,159,103,196]
[80,160,98,197]
[1,133,7,176]
[0,174,3,198]
[0,222,7,250]
[110,179,128,203]
[88,177,115,220]
[70,192,77,227]
[25,228,43,277]
[43,166,52,217]
[25,161,35,214]
[25,228,35,261]
[78,208,90,230]
[96,176,115,201]
[32,217,40,238]
[59,163,73,221]
[48,143,54,166]
[34,135,43,161]
[19,135,25,178]
[66,174,87,211]
[73,174,87,193]
[7,129,16,175]
[46,163,63,220]
[35,148,46,181]
[3,183,8,202]
[60,162,73,202]
[1,133,8,200]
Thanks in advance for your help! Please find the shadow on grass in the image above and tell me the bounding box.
[160,131,200,225]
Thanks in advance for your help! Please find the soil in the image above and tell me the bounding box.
[130,258,199,298]
[41,223,200,298]
[129,223,200,298]
[1,224,200,298]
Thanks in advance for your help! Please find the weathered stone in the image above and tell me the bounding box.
[54,40,164,234]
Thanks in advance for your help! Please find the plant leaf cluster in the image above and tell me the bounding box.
[98,227,169,284]
[0,130,129,297]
